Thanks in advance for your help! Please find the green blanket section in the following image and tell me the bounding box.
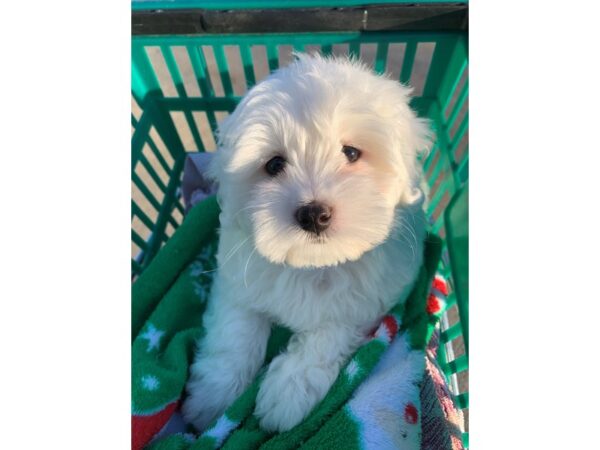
[132,196,442,449]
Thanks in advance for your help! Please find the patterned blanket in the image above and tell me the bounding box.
[132,195,463,449]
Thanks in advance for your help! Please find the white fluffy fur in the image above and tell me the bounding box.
[182,54,432,433]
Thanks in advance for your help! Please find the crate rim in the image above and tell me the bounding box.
[133,2,468,35]
[133,0,469,12]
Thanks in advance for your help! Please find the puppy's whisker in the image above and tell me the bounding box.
[222,235,250,263]
[400,218,418,247]
[400,228,416,255]
[194,266,219,276]
[232,204,261,220]
[401,220,418,257]
[410,212,416,229]
[243,245,258,288]
[195,236,250,276]
[394,218,417,261]
[392,234,416,261]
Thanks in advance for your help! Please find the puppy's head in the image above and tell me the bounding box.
[210,54,431,268]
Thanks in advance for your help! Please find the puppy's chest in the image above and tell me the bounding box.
[253,269,363,329]
[227,248,410,332]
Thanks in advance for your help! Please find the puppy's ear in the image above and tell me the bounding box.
[399,113,434,207]
[205,112,238,210]
[410,116,435,161]
[207,86,263,185]
[206,144,224,186]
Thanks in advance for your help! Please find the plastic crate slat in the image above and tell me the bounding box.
[146,134,174,175]
[146,155,187,257]
[445,292,457,307]
[432,216,444,234]
[161,223,178,242]
[292,42,306,53]
[455,392,469,409]
[161,45,187,98]
[447,354,468,374]
[265,44,279,72]
[165,205,180,230]
[134,32,459,47]
[348,41,360,59]
[422,142,440,173]
[399,40,417,85]
[459,165,468,184]
[421,34,461,103]
[436,335,448,368]
[456,144,469,164]
[435,35,467,113]
[185,45,212,98]
[440,323,462,343]
[160,97,239,110]
[239,44,256,86]
[462,432,469,448]
[132,259,142,274]
[447,80,468,130]
[439,361,452,377]
[175,199,185,215]
[450,112,468,151]
[139,155,168,193]
[205,108,220,136]
[457,152,468,182]
[428,179,450,214]
[132,172,163,211]
[132,201,155,230]
[374,42,388,74]
[426,152,448,187]
[427,162,447,194]
[442,59,468,115]
[132,230,148,250]
[132,43,164,101]
[161,48,208,152]
[165,218,179,233]
[213,45,235,96]
[132,114,152,167]
[185,109,207,152]
[431,101,462,192]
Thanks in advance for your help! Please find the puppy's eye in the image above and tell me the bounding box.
[265,156,286,176]
[342,145,362,163]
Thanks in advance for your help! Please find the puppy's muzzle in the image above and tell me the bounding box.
[295,201,332,235]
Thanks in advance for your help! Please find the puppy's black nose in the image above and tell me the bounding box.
[295,202,332,235]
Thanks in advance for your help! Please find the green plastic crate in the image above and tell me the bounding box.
[131,2,468,445]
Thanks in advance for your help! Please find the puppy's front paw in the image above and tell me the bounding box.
[182,361,240,432]
[255,355,336,432]
[255,375,312,432]
[182,377,223,431]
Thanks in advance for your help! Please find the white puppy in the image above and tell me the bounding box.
[182,54,432,433]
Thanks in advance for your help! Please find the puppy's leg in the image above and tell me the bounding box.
[255,325,364,432]
[182,300,270,431]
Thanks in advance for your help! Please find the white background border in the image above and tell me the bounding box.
[2,0,600,448]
